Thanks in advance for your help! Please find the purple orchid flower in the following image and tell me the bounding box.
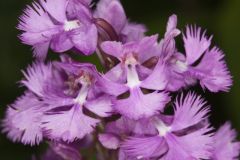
[99,117,157,160]
[3,61,114,144]
[38,61,114,142]
[18,0,98,59]
[121,93,213,160]
[2,0,239,158]
[158,15,232,92]
[18,0,146,60]
[99,35,170,120]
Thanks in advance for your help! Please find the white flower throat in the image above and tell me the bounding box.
[64,20,80,31]
[155,119,171,137]
[74,73,92,105]
[125,54,141,88]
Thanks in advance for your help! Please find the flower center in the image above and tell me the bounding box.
[76,72,93,86]
[126,65,141,88]
[64,20,80,31]
[124,53,138,66]
[155,119,171,137]
[175,60,188,72]
[74,84,89,105]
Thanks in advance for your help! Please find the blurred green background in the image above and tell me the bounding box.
[0,0,239,159]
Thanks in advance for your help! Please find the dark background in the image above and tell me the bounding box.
[0,0,239,159]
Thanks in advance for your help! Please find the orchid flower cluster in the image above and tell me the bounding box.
[2,0,240,159]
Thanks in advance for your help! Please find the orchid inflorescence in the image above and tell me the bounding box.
[2,0,240,160]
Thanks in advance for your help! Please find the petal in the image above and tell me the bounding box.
[67,0,92,21]
[40,147,64,160]
[166,14,178,34]
[32,42,50,60]
[104,117,136,135]
[54,61,97,77]
[159,15,180,61]
[141,61,167,90]
[71,24,98,55]
[51,32,74,53]
[21,62,53,97]
[137,35,159,63]
[42,105,99,142]
[105,64,127,83]
[98,133,120,149]
[39,0,67,22]
[164,53,187,91]
[164,127,213,160]
[114,87,169,120]
[171,92,210,131]
[165,72,185,92]
[94,0,127,33]
[2,92,45,145]
[183,25,212,65]
[105,117,156,136]
[212,122,240,160]
[121,22,147,42]
[136,65,152,81]
[100,41,124,59]
[121,136,168,159]
[48,142,82,160]
[97,75,128,96]
[84,95,114,117]
[18,2,54,32]
[193,47,233,92]
[18,2,59,51]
